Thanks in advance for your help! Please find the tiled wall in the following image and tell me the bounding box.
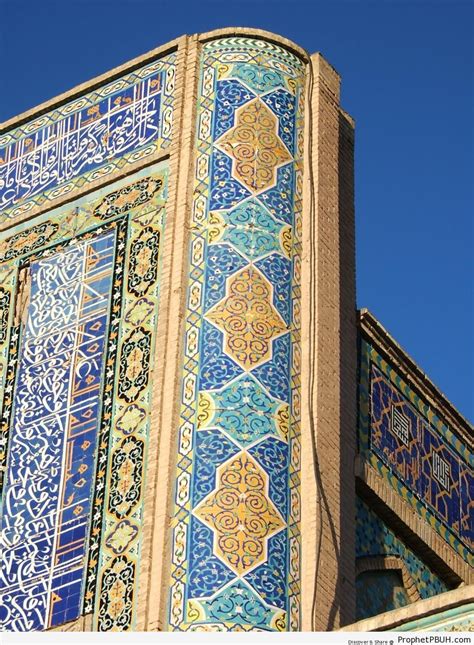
[0,54,176,223]
[356,497,448,620]
[356,570,410,619]
[168,37,305,631]
[0,163,168,631]
[359,339,473,565]
[397,603,474,631]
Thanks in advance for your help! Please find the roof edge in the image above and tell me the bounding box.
[0,36,183,134]
[359,308,473,442]
[197,27,309,62]
[1,28,311,134]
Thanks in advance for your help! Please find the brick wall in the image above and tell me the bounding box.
[301,53,357,630]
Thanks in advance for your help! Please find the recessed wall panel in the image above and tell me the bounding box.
[0,162,168,631]
[0,232,116,630]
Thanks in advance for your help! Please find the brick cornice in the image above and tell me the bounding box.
[355,555,422,603]
[340,585,474,633]
[356,461,472,585]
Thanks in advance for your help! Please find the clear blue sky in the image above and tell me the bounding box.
[1,0,473,421]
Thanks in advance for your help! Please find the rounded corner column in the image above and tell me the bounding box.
[166,34,306,632]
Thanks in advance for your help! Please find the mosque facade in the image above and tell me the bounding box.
[0,29,471,633]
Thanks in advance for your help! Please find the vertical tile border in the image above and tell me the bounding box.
[165,35,306,632]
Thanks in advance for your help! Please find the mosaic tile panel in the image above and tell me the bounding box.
[356,570,410,620]
[397,603,474,632]
[356,497,448,621]
[0,232,115,630]
[0,162,168,631]
[168,37,305,632]
[0,54,176,223]
[358,340,474,564]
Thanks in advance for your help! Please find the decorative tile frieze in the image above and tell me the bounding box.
[0,55,176,223]
[358,340,473,564]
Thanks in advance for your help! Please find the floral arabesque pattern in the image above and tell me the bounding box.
[194,452,285,575]
[168,37,305,632]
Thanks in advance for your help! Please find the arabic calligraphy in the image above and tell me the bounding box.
[0,55,175,221]
[0,77,159,212]
[0,231,115,631]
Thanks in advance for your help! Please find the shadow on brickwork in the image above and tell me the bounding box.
[333,109,358,629]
